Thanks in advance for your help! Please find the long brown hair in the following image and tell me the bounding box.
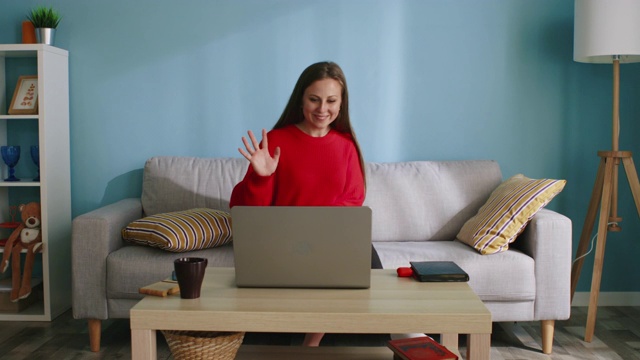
[273,61,366,185]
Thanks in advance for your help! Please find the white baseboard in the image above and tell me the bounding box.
[571,292,640,306]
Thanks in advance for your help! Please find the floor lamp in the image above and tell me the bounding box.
[570,0,640,343]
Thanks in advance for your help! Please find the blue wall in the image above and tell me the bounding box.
[1,0,639,293]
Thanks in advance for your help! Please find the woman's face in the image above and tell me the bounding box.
[299,78,342,137]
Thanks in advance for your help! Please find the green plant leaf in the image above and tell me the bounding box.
[26,5,62,29]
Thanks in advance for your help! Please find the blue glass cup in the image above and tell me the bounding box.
[31,145,39,181]
[1,146,21,182]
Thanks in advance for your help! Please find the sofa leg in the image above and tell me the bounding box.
[541,320,554,354]
[88,319,101,352]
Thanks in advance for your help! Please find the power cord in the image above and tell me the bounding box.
[572,222,618,264]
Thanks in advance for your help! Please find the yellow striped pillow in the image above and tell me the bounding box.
[122,208,232,252]
[456,174,566,255]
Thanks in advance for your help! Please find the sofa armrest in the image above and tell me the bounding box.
[71,198,143,320]
[512,208,572,321]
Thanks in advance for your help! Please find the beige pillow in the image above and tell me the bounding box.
[456,174,566,255]
[122,208,232,252]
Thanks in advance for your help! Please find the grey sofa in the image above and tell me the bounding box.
[71,156,571,353]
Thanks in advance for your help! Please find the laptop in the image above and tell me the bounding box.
[231,206,372,289]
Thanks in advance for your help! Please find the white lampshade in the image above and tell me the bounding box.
[574,0,640,63]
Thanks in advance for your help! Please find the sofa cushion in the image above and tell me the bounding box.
[364,160,502,242]
[456,174,566,255]
[122,208,232,252]
[107,245,235,299]
[141,157,248,216]
[374,240,536,302]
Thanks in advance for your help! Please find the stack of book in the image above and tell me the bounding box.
[387,336,458,360]
[409,261,469,282]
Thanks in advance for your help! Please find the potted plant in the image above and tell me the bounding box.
[26,6,62,45]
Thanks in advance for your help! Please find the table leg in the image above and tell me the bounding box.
[467,333,490,360]
[440,333,458,352]
[131,329,157,360]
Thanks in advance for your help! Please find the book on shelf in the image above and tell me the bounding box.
[409,261,469,282]
[388,336,458,360]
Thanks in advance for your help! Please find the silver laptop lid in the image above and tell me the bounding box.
[231,206,372,289]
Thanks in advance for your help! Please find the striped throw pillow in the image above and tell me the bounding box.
[456,174,566,255]
[122,208,232,252]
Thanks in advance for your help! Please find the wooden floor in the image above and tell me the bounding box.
[0,306,639,359]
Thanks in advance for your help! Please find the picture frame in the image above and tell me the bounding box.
[8,75,38,115]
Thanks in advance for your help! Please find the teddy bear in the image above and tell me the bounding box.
[0,202,43,302]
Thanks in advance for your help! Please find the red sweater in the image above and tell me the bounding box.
[230,125,365,207]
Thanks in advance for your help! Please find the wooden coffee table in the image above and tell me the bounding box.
[130,267,491,359]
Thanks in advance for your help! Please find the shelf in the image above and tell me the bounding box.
[0,301,46,320]
[0,44,68,57]
[0,222,20,229]
[0,44,70,322]
[0,182,40,187]
[0,115,39,120]
[0,249,33,254]
[236,345,395,360]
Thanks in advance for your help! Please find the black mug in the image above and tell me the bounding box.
[174,257,208,299]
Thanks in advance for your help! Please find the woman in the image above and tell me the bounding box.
[230,61,381,346]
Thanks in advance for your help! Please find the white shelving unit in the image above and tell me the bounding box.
[0,44,71,321]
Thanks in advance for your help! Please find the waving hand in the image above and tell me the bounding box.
[238,129,281,177]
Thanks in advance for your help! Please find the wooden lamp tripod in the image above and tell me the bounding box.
[571,0,640,343]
